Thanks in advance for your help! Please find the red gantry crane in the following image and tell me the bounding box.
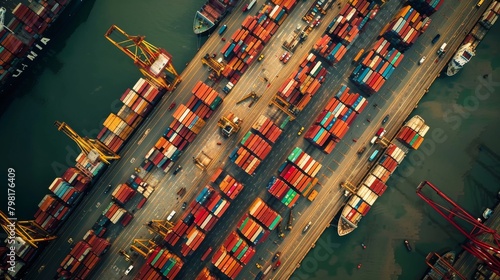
[105,25,181,91]
[417,181,500,275]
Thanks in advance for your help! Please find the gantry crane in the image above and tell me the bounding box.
[425,252,466,280]
[417,181,500,274]
[0,211,57,248]
[105,25,180,91]
[54,121,120,165]
[217,112,241,137]
[130,239,157,258]
[145,220,174,239]
[270,95,298,121]
[201,53,225,76]
[237,91,260,107]
[340,181,357,195]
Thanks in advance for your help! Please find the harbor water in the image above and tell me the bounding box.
[0,0,499,279]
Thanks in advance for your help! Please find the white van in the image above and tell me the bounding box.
[437,43,447,55]
[370,136,378,145]
[167,210,176,221]
[124,265,134,275]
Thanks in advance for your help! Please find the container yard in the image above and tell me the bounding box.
[305,84,368,153]
[5,0,496,279]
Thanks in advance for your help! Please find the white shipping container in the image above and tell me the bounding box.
[364,174,376,187]
[250,200,262,215]
[250,228,263,243]
[269,5,280,19]
[348,195,361,208]
[365,192,378,206]
[200,215,212,230]
[214,200,227,216]
[310,163,321,178]
[419,125,430,137]
[179,109,190,123]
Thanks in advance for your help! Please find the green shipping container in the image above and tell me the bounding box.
[232,240,243,253]
[237,246,249,260]
[268,215,282,230]
[409,134,419,146]
[241,131,252,145]
[239,217,249,231]
[210,96,223,110]
[162,260,176,276]
[151,249,165,266]
[287,147,302,162]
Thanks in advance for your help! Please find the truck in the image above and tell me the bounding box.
[368,150,379,162]
[307,190,318,201]
[223,82,234,94]
[437,43,447,55]
[286,209,293,230]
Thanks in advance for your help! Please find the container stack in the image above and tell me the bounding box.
[102,113,134,143]
[205,192,231,218]
[57,230,110,280]
[196,267,218,280]
[480,2,500,29]
[102,202,127,224]
[396,115,429,149]
[62,167,91,192]
[407,0,444,16]
[350,38,404,94]
[229,145,261,176]
[251,115,283,143]
[305,85,367,153]
[267,177,300,208]
[48,178,82,206]
[314,0,379,64]
[135,247,183,279]
[172,104,206,135]
[237,214,269,245]
[222,232,256,265]
[145,137,181,172]
[126,174,154,205]
[191,81,224,111]
[240,131,273,160]
[278,162,318,195]
[248,198,282,230]
[209,168,244,200]
[211,247,244,280]
[111,184,136,205]
[180,227,206,257]
[0,0,70,83]
[119,88,153,118]
[75,151,106,179]
[276,52,327,113]
[131,78,164,105]
[380,6,429,52]
[220,1,297,85]
[287,147,322,177]
[34,195,71,233]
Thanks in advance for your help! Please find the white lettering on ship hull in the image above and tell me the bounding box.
[12,37,51,78]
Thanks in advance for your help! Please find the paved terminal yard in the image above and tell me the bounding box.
[24,0,495,279]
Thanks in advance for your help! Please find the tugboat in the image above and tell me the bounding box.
[404,240,412,251]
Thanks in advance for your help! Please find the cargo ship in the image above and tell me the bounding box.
[0,0,85,96]
[445,0,499,76]
[338,115,429,236]
[193,0,238,35]
[422,251,456,280]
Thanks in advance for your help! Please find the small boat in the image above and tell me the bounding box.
[404,240,412,251]
[483,208,493,220]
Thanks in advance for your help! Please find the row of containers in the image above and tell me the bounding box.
[302,0,331,25]
[208,197,284,279]
[350,0,443,94]
[312,0,380,64]
[0,0,69,81]
[267,147,322,208]
[341,116,427,229]
[219,0,298,88]
[162,169,244,252]
[145,81,223,172]
[57,230,111,280]
[396,115,429,149]
[12,78,166,277]
[136,247,184,279]
[229,115,283,175]
[305,85,368,154]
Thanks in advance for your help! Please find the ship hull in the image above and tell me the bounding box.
[422,251,456,280]
[446,42,475,77]
[192,0,238,35]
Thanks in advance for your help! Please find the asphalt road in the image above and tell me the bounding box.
[24,0,490,279]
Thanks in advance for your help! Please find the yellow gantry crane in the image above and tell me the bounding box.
[54,121,120,164]
[130,239,157,258]
[0,211,57,248]
[105,25,181,91]
[201,53,225,76]
[217,112,241,137]
[270,95,298,121]
[145,220,174,239]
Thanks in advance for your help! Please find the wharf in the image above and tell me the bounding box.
[452,199,500,279]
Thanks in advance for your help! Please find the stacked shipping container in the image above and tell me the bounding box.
[276,52,327,112]
[209,168,244,200]
[135,247,183,279]
[222,231,256,265]
[237,214,269,245]
[314,0,379,64]
[396,115,429,149]
[230,115,283,175]
[180,227,206,257]
[248,198,282,230]
[111,183,136,205]
[407,0,444,16]
[305,85,368,153]
[267,177,300,208]
[57,230,111,280]
[196,267,218,280]
[102,202,128,224]
[211,247,244,280]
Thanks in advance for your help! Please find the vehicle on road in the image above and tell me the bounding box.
[218,24,227,35]
[124,265,134,275]
[256,263,262,269]
[280,51,288,61]
[134,167,141,173]
[382,115,389,124]
[263,265,273,275]
[272,252,281,262]
[357,146,366,155]
[173,165,182,175]
[368,150,379,162]
[182,202,187,210]
[273,260,281,270]
[418,56,426,65]
[376,127,386,138]
[431,34,441,44]
[437,43,447,55]
[168,102,176,111]
[255,271,264,280]
[303,221,312,233]
[370,136,378,145]
[283,52,292,64]
[477,0,484,7]
[167,210,176,221]
[297,127,304,135]
[104,184,112,194]
[258,54,265,61]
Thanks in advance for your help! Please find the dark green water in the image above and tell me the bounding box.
[1,1,499,279]
[292,22,500,280]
